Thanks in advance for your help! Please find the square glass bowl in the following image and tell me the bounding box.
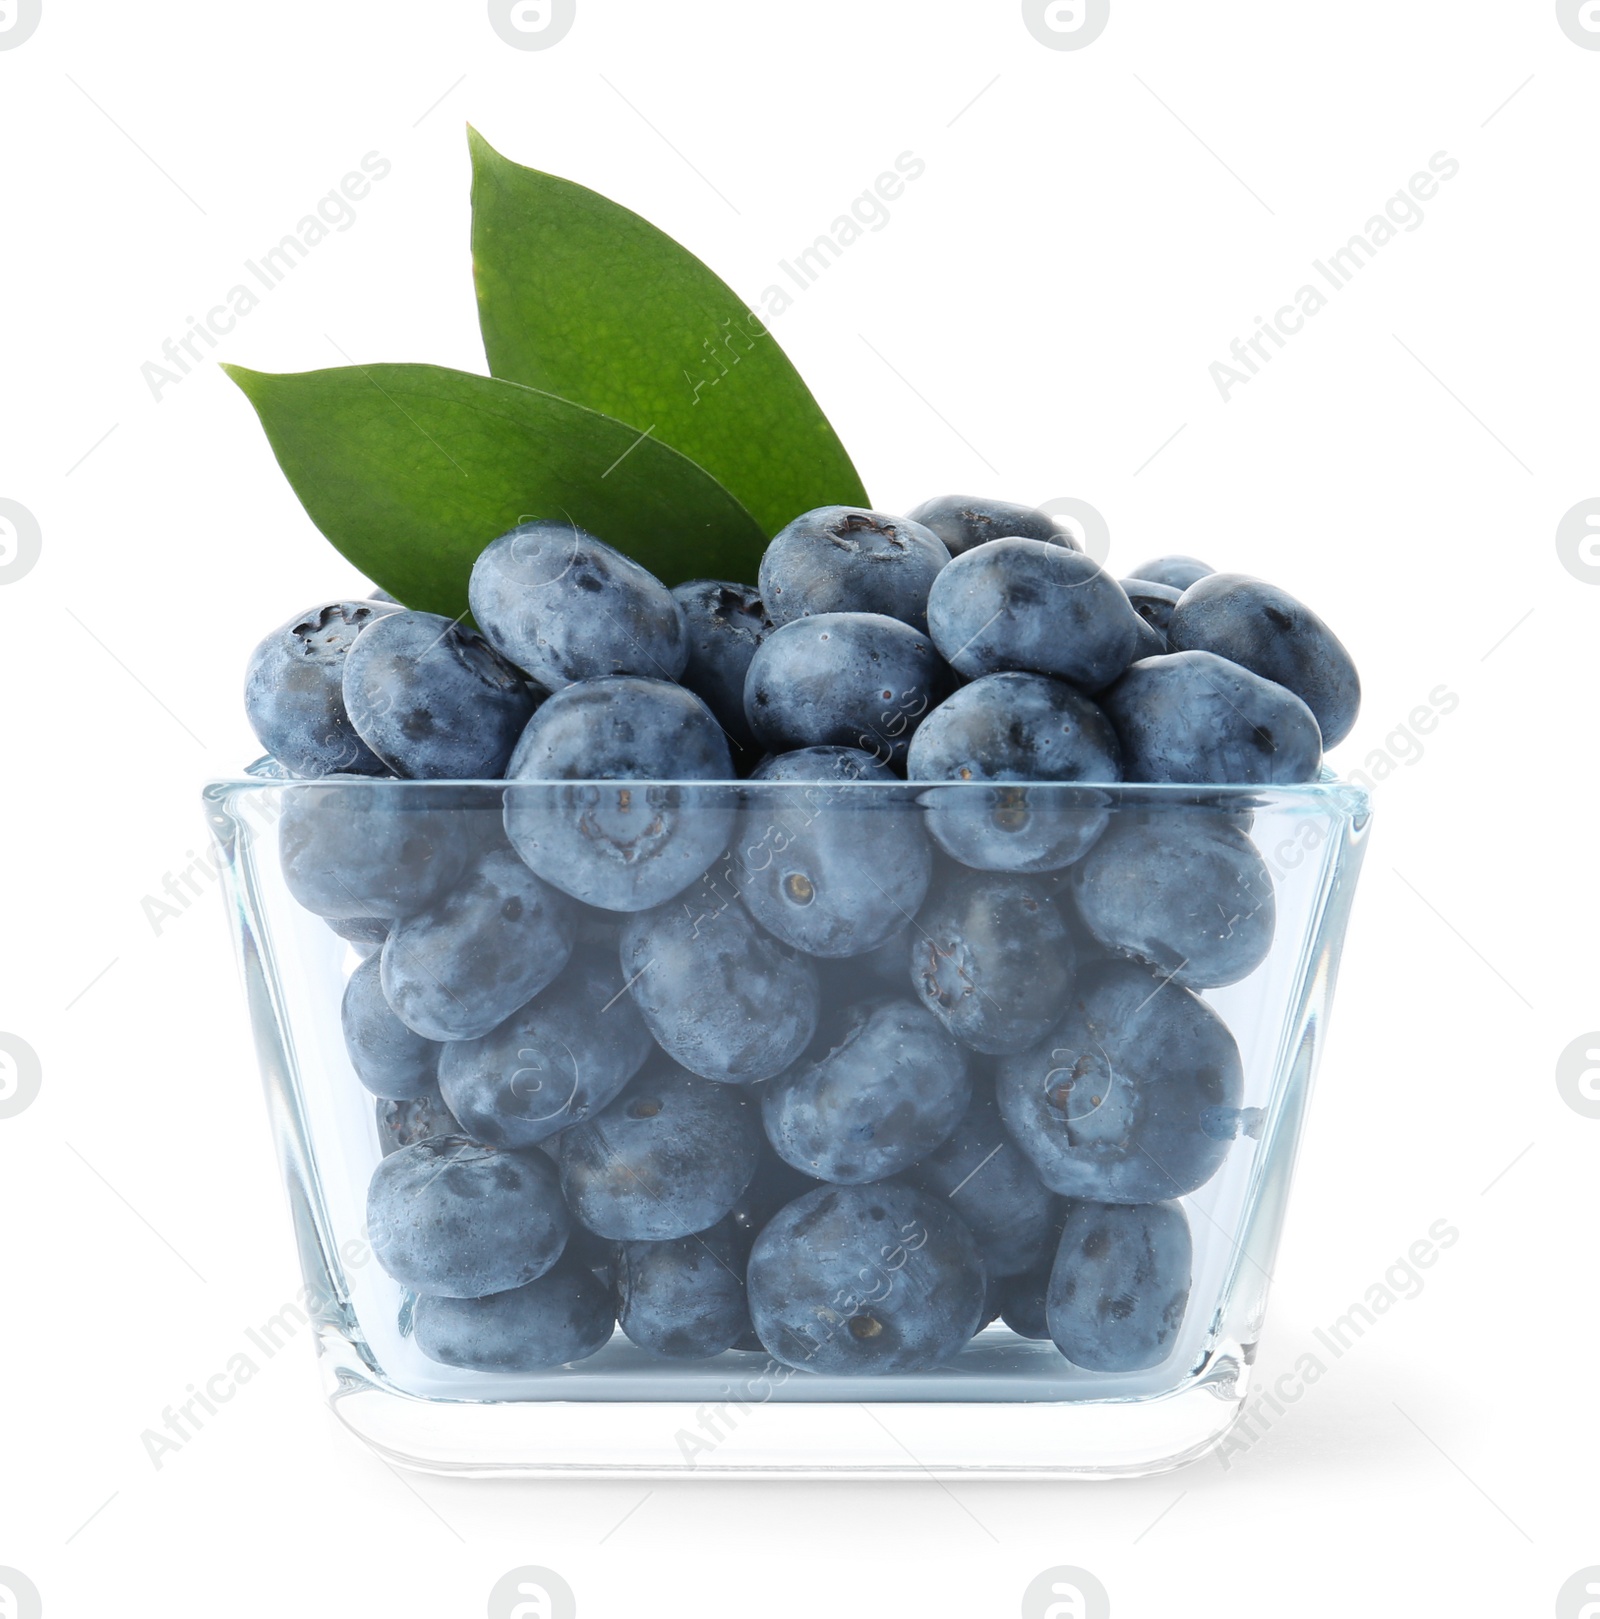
[204,769,1369,1479]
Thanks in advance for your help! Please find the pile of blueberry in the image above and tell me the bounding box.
[243,496,1358,1378]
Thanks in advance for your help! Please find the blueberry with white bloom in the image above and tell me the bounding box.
[342,951,440,1099]
[437,947,654,1147]
[672,579,770,752]
[910,868,1078,1054]
[761,998,971,1184]
[616,1217,750,1359]
[342,608,539,779]
[747,1182,986,1374]
[1047,1199,1192,1372]
[738,747,930,956]
[469,520,688,687]
[503,676,734,912]
[559,1065,762,1242]
[906,672,1122,872]
[413,1253,614,1371]
[367,1135,569,1297]
[1070,810,1275,989]
[743,612,952,770]
[996,959,1243,1202]
[279,777,472,921]
[759,506,950,633]
[926,540,1145,689]
[380,843,578,1041]
[620,886,819,1083]
[244,600,398,777]
[1100,650,1322,784]
[1168,572,1361,746]
[906,495,1077,557]
[1130,555,1213,592]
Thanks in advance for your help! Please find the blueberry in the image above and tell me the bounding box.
[279,779,472,921]
[1101,651,1323,785]
[910,868,1078,1054]
[997,1263,1053,1340]
[842,922,917,992]
[367,1136,569,1297]
[342,952,440,1099]
[328,914,390,956]
[926,540,1145,689]
[1119,578,1182,649]
[559,1065,762,1241]
[617,1217,750,1359]
[377,844,577,1042]
[503,677,734,911]
[1070,811,1275,989]
[762,999,972,1184]
[905,1087,1059,1277]
[743,612,953,770]
[341,608,540,780]
[907,672,1122,872]
[725,1147,824,1255]
[413,1252,614,1372]
[468,520,688,687]
[243,600,399,778]
[746,1183,986,1374]
[1129,555,1213,592]
[376,1083,461,1156]
[738,747,931,956]
[620,884,819,1083]
[672,580,770,752]
[437,947,654,1147]
[1047,1200,1192,1372]
[759,506,950,634]
[995,959,1243,1201]
[905,495,1077,557]
[1167,572,1361,747]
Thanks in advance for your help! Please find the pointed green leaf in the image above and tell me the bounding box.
[469,128,870,541]
[224,362,767,618]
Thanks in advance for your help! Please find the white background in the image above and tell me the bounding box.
[1,1,1595,1614]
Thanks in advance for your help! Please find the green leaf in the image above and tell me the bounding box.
[223,362,768,618]
[469,127,870,542]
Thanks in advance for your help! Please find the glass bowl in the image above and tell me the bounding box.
[203,769,1369,1479]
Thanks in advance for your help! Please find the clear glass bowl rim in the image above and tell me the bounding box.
[206,762,1371,814]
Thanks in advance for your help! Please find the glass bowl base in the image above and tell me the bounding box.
[320,1327,1253,1480]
